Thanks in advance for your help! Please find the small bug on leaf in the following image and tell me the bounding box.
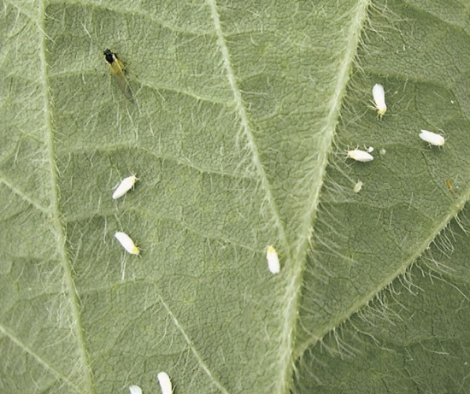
[353,181,363,193]
[446,178,455,194]
[372,84,387,119]
[157,372,173,394]
[103,49,134,102]
[129,385,142,394]
[115,232,140,255]
[112,175,138,199]
[266,246,280,274]
[419,129,445,146]
[347,149,374,162]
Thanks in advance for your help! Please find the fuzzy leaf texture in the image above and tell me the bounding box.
[1,0,470,393]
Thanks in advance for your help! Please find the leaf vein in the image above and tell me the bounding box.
[157,293,231,394]
[0,324,83,393]
[0,176,49,214]
[39,2,96,391]
[205,0,288,246]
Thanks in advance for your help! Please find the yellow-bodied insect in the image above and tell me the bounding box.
[266,246,280,274]
[103,49,134,102]
[446,178,455,194]
[115,232,140,255]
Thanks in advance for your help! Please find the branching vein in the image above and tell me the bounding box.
[39,2,95,392]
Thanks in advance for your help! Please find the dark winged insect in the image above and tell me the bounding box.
[103,49,134,102]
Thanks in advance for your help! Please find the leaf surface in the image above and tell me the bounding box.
[1,0,470,393]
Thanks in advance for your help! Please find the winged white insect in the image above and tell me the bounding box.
[419,129,445,146]
[129,385,142,394]
[157,372,173,394]
[372,84,387,118]
[112,175,138,199]
[266,246,280,274]
[115,232,140,255]
[347,149,374,162]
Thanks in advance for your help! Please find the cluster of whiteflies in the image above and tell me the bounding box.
[111,174,283,275]
[348,84,446,164]
[112,86,448,277]
[103,50,280,394]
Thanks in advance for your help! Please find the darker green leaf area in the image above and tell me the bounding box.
[294,0,470,391]
[295,204,470,393]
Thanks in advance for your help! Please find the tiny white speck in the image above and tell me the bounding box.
[112,175,138,199]
[347,149,374,162]
[419,129,445,146]
[367,146,374,153]
[157,372,173,394]
[129,385,142,394]
[379,148,386,155]
[266,246,280,274]
[115,232,140,255]
[353,181,363,193]
[372,84,387,119]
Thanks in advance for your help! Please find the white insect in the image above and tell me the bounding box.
[419,129,445,146]
[115,232,140,255]
[347,149,374,162]
[112,175,138,199]
[372,84,387,118]
[129,385,142,394]
[266,246,280,274]
[157,372,173,394]
[353,181,363,193]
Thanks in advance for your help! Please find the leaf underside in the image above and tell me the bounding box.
[1,0,470,393]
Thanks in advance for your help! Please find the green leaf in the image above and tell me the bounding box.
[1,0,470,393]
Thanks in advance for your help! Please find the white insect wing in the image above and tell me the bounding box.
[129,385,143,394]
[115,232,139,255]
[347,149,374,162]
[419,129,445,146]
[157,372,173,394]
[266,246,280,274]
[372,84,387,117]
[113,175,137,199]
